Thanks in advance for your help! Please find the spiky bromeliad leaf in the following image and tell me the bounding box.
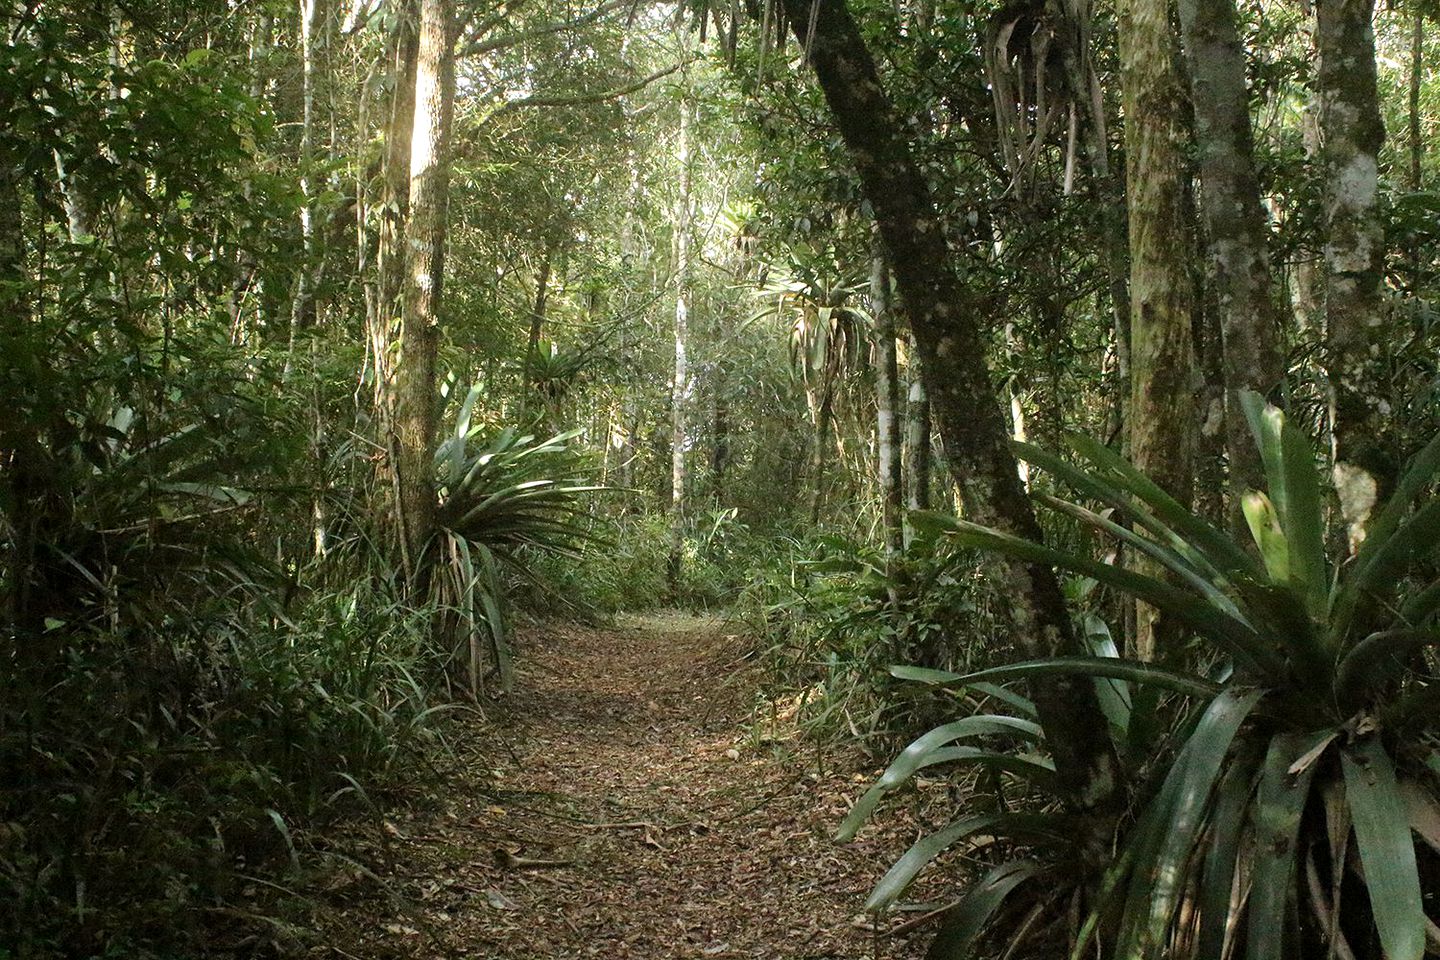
[866,815,1059,915]
[1128,688,1264,956]
[837,715,1042,841]
[1246,730,1330,960]
[925,859,1042,960]
[896,656,1223,702]
[1342,734,1426,960]
[914,512,1280,673]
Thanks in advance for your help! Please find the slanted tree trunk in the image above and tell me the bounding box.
[520,247,553,418]
[1315,0,1389,550]
[667,96,694,588]
[1177,0,1284,525]
[1118,0,1197,660]
[394,0,454,578]
[872,245,904,561]
[777,0,1119,821]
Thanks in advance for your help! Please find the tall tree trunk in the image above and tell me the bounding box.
[1177,0,1284,526]
[1409,11,1423,194]
[289,0,322,361]
[372,5,419,416]
[872,246,904,561]
[394,0,454,578]
[1118,0,1197,660]
[667,97,693,588]
[1315,0,1389,551]
[777,0,1120,820]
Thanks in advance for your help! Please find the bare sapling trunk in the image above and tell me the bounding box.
[667,97,694,589]
[872,245,904,562]
[1315,0,1389,551]
[904,332,931,525]
[777,0,1120,821]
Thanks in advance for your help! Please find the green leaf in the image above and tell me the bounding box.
[1137,688,1264,955]
[1278,418,1329,622]
[1341,735,1425,960]
[1065,434,1262,580]
[836,715,1041,841]
[887,666,1038,717]
[933,518,1278,672]
[918,657,1222,701]
[1246,731,1326,960]
[1335,628,1440,696]
[866,815,1057,913]
[1242,491,1289,583]
[925,859,1041,960]
[1196,746,1262,960]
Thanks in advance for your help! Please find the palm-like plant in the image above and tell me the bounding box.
[843,394,1440,959]
[428,384,601,696]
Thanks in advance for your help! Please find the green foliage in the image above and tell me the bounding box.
[738,533,1007,748]
[844,398,1440,959]
[429,384,604,693]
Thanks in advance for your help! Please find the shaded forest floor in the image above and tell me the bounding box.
[310,612,944,959]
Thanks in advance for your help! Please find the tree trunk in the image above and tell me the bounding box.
[777,0,1119,819]
[904,331,931,520]
[372,4,419,416]
[1177,0,1284,525]
[1315,0,1389,550]
[1118,0,1197,660]
[667,97,693,588]
[1409,12,1423,194]
[394,0,454,577]
[872,245,904,561]
[520,248,552,419]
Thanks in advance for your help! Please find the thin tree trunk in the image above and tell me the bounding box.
[520,248,552,418]
[1410,12,1423,193]
[667,96,693,588]
[872,246,904,561]
[1118,0,1197,660]
[1315,0,1389,550]
[394,0,454,576]
[1177,0,1285,526]
[904,331,931,519]
[777,0,1119,820]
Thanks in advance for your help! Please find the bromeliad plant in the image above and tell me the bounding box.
[842,394,1440,959]
[429,383,602,696]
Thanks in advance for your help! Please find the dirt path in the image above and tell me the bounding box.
[320,613,937,959]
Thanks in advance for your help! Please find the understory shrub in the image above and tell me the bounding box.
[842,396,1440,960]
[0,584,448,958]
[738,532,1008,751]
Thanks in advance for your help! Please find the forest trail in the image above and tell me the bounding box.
[320,613,932,960]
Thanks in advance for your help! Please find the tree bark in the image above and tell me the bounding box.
[872,245,904,561]
[1177,0,1284,523]
[904,333,931,521]
[394,0,454,576]
[372,4,419,416]
[667,96,694,588]
[1118,0,1197,659]
[1409,11,1423,193]
[1315,0,1389,550]
[777,0,1119,818]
